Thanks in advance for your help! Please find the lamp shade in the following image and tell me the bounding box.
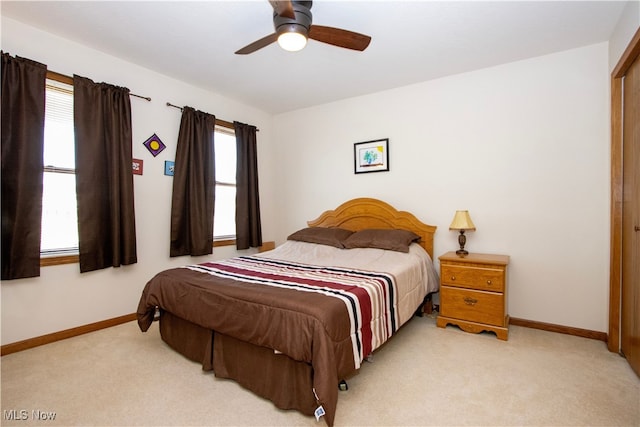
[449,210,476,231]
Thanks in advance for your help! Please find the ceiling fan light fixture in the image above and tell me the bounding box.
[277,27,308,52]
[235,1,371,55]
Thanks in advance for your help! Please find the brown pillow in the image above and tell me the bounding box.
[287,227,354,248]
[342,228,421,253]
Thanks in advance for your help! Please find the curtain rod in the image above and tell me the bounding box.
[130,93,151,102]
[46,70,151,102]
[166,102,259,132]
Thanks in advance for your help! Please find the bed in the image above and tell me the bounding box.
[137,198,438,426]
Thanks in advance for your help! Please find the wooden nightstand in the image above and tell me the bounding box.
[436,251,510,340]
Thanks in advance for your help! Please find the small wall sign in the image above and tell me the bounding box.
[164,160,175,176]
[132,158,143,175]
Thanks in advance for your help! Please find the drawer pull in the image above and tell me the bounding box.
[487,280,492,285]
[451,276,456,281]
[463,297,478,306]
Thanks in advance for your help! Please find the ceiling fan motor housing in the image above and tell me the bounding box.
[274,0,312,37]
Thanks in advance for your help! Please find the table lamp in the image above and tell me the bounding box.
[449,210,476,256]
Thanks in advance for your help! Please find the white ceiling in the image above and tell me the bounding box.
[1,1,628,114]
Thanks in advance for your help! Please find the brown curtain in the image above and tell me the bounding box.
[170,107,216,257]
[73,75,137,273]
[1,53,47,280]
[234,121,262,250]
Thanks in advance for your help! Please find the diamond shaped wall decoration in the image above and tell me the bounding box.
[143,133,166,157]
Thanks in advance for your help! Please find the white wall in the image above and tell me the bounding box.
[1,14,625,343]
[273,43,611,332]
[0,18,278,345]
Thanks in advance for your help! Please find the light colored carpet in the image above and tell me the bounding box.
[1,315,638,426]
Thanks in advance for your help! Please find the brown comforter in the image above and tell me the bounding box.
[137,257,395,426]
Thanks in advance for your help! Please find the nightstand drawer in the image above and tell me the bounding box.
[440,264,505,292]
[440,286,505,326]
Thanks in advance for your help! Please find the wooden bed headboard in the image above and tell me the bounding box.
[307,198,437,259]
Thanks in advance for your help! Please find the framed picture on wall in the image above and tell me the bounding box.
[354,138,389,174]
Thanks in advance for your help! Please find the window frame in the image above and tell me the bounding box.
[212,123,237,246]
[41,71,79,266]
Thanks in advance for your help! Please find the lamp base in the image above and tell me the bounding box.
[456,230,468,256]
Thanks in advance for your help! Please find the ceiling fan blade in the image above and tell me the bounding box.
[235,33,278,55]
[269,0,295,19]
[308,25,371,51]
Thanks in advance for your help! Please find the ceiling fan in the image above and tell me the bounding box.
[235,0,371,54]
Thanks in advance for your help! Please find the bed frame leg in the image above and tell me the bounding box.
[424,296,433,315]
[419,294,433,316]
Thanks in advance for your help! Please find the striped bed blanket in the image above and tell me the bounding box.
[185,255,400,368]
[137,254,409,426]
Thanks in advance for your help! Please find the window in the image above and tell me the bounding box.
[40,77,236,255]
[213,126,236,240]
[41,76,78,256]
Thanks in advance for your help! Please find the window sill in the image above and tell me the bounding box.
[41,254,79,267]
[213,239,236,247]
[39,239,270,267]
